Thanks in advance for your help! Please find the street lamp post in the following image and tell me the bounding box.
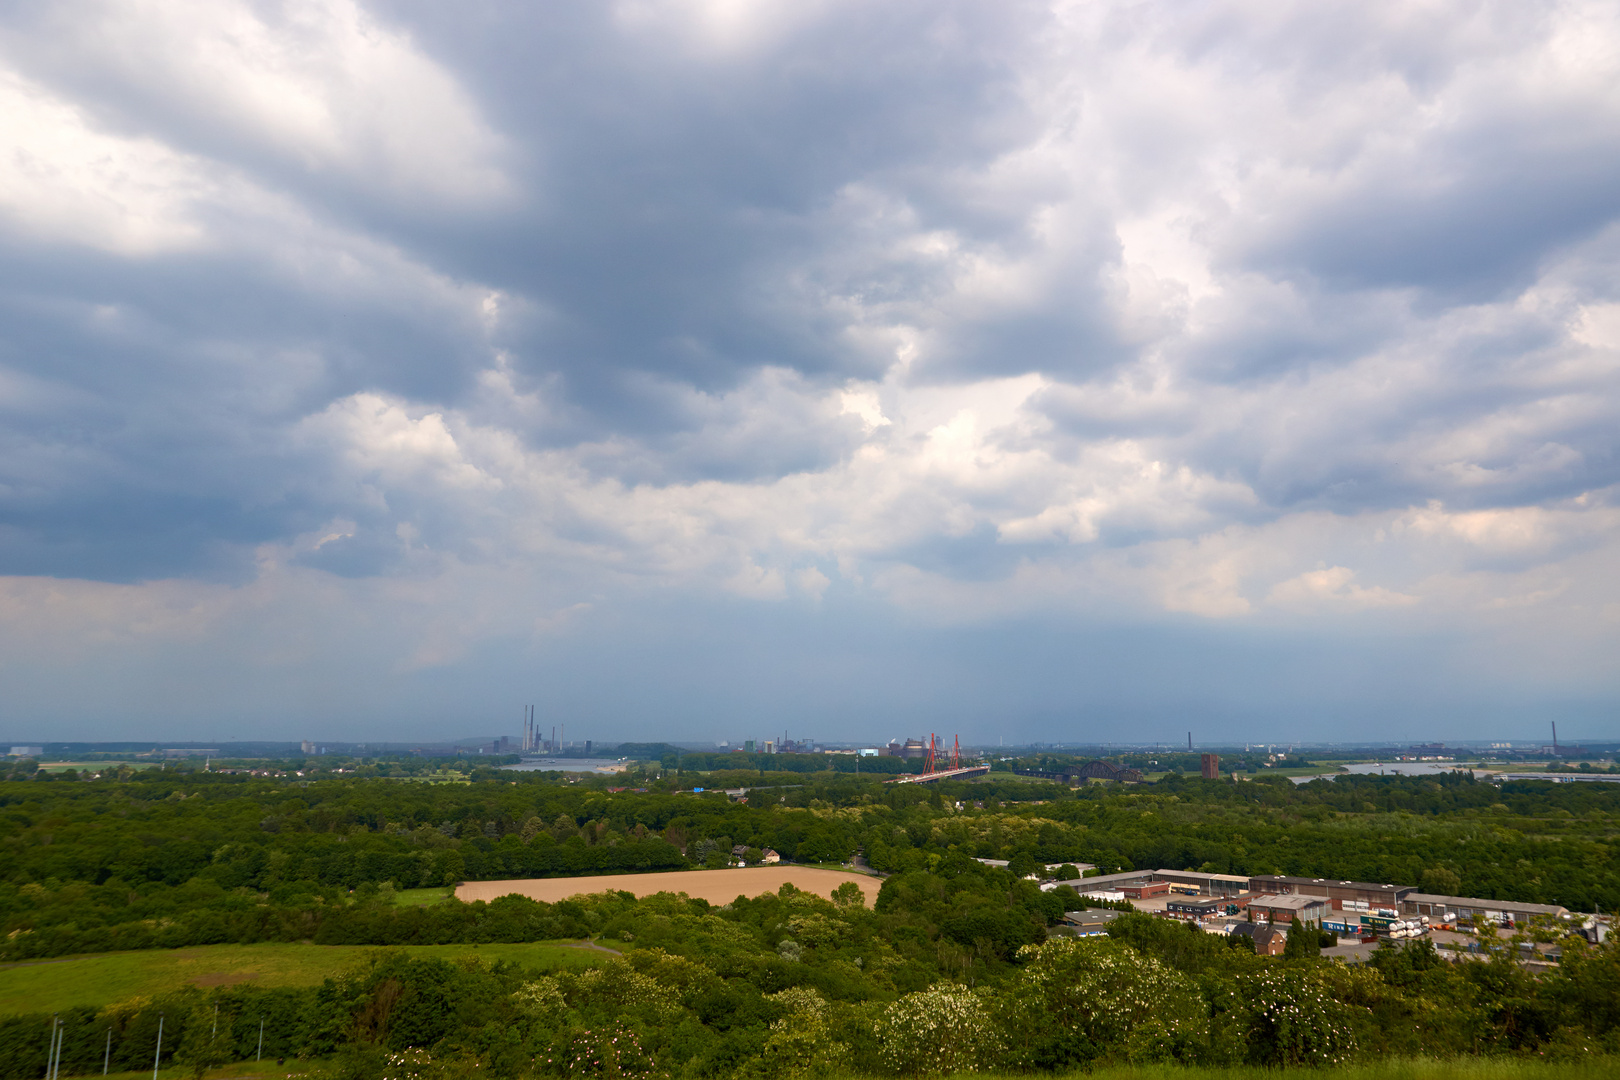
[152,1013,163,1080]
[104,1028,112,1075]
[257,1018,264,1062]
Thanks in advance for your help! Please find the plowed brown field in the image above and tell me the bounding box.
[456,866,879,908]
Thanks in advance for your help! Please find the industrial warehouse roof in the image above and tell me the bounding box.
[1070,869,1159,888]
[1249,894,1328,910]
[1250,875,1412,895]
[1404,893,1570,918]
[1063,908,1128,925]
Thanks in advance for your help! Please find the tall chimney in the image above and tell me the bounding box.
[1552,721,1559,754]
[1187,732,1192,751]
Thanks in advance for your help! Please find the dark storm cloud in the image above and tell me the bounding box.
[0,0,1616,743]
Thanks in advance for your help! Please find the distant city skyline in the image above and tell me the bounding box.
[0,3,1617,744]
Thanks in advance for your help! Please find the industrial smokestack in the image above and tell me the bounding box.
[1187,732,1192,751]
[1552,721,1559,753]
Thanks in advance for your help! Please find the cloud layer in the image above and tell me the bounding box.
[1,0,1617,741]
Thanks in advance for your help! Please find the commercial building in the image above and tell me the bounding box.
[1061,908,1128,937]
[1166,896,1227,919]
[1400,892,1569,926]
[1121,881,1171,900]
[1249,875,1414,911]
[1152,870,1251,897]
[1248,894,1328,924]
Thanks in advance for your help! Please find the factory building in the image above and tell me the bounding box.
[1248,875,1414,911]
[1248,894,1329,924]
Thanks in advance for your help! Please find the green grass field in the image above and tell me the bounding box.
[1045,1063,1612,1080]
[0,940,610,1015]
[391,886,454,905]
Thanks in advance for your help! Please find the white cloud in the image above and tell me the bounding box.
[0,0,509,205]
[1267,565,1417,610]
[2,0,1620,731]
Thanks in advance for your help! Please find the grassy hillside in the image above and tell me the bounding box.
[0,940,608,1014]
[71,1057,1620,1080]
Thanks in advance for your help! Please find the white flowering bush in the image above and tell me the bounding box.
[875,986,1000,1075]
[1235,968,1360,1066]
[740,988,849,1079]
[514,977,568,1021]
[768,986,830,1022]
[379,1047,436,1080]
[1006,938,1206,1067]
[544,1025,666,1080]
[572,960,683,1022]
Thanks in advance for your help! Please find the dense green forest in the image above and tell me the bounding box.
[2,875,1616,1078]
[1,759,1618,1076]
[3,760,1617,959]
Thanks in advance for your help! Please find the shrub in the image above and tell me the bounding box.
[875,986,999,1075]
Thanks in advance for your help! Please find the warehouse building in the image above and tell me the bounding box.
[1248,894,1328,924]
[1400,893,1569,925]
[1060,908,1128,937]
[1166,896,1229,920]
[1249,875,1413,911]
[1151,870,1251,897]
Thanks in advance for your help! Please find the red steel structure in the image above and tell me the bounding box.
[920,733,962,774]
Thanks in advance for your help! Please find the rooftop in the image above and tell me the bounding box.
[1250,894,1328,910]
[1250,875,1409,894]
[1404,893,1570,917]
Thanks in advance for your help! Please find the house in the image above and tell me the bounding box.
[760,848,781,864]
[1228,922,1286,955]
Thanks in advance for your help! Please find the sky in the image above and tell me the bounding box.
[1,0,1618,746]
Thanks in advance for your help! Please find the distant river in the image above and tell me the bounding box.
[503,758,632,773]
[1290,761,1474,784]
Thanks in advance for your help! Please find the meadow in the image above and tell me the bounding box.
[0,940,607,1014]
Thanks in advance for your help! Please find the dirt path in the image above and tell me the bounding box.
[456,866,879,907]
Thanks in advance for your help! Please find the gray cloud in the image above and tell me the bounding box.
[0,0,1617,737]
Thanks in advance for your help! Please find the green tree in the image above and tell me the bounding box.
[1420,867,1462,896]
[175,1002,229,1080]
[1284,917,1321,959]
[1006,852,1039,879]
